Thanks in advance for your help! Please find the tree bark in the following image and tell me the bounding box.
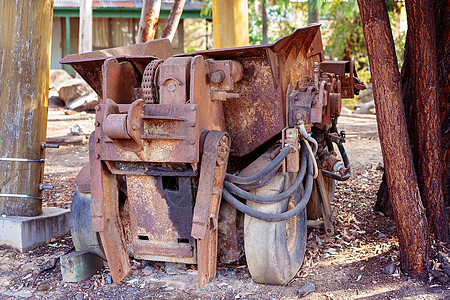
[357,0,430,281]
[261,0,268,45]
[403,0,448,242]
[137,0,161,43]
[434,0,450,210]
[308,0,319,24]
[161,0,186,42]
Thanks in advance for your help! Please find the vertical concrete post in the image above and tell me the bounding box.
[0,0,53,216]
[212,0,249,48]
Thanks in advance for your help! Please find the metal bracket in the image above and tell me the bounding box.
[191,130,230,287]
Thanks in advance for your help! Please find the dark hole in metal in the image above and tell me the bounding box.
[177,238,190,244]
[162,176,179,191]
[138,235,149,240]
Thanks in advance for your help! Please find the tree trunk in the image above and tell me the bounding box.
[137,0,161,43]
[403,0,448,242]
[308,0,318,24]
[357,0,430,281]
[161,0,186,42]
[375,0,450,241]
[261,0,268,45]
[434,0,450,211]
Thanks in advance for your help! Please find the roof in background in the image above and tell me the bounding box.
[54,0,203,10]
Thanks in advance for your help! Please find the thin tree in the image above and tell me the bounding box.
[137,0,161,43]
[357,0,430,281]
[161,0,186,42]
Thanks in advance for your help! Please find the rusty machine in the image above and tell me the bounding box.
[62,24,364,287]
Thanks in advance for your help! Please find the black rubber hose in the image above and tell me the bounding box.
[322,170,350,181]
[225,144,293,185]
[337,144,350,169]
[224,146,308,203]
[222,153,314,222]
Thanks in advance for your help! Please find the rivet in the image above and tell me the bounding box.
[96,154,100,159]
[190,105,196,111]
[190,156,195,161]
[190,121,196,127]
[94,105,100,111]
[190,139,195,145]
[95,121,100,127]
[96,138,100,143]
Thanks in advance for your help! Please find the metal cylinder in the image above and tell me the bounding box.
[103,114,130,140]
[0,0,53,216]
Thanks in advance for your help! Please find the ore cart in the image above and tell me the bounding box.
[62,24,364,287]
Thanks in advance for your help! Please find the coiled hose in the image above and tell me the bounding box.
[222,144,314,222]
[225,144,293,185]
[224,146,308,203]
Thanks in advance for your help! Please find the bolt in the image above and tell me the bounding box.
[210,70,226,84]
[95,105,100,111]
[132,123,140,131]
[96,154,100,159]
[167,82,176,92]
[190,105,196,111]
[95,121,100,127]
[190,139,195,145]
[96,137,100,143]
[190,121,196,127]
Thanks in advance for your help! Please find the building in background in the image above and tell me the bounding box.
[52,0,212,72]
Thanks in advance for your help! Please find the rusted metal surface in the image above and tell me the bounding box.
[126,175,196,264]
[159,57,192,105]
[218,201,242,264]
[75,163,91,193]
[192,131,230,287]
[97,162,131,283]
[60,24,366,286]
[137,0,161,43]
[60,39,173,98]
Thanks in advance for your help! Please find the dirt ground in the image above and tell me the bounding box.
[1,108,449,299]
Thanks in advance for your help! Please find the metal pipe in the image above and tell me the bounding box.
[0,0,53,216]
[299,124,318,154]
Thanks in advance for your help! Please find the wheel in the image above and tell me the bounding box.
[70,187,106,259]
[244,172,307,285]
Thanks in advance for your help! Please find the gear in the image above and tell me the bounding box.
[142,59,164,103]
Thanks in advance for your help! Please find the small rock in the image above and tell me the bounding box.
[165,286,175,291]
[298,282,315,294]
[438,274,449,283]
[165,262,184,275]
[142,266,153,275]
[70,124,83,136]
[75,292,84,300]
[378,233,386,238]
[36,283,50,291]
[430,269,441,278]
[141,260,149,267]
[105,275,112,284]
[382,263,397,275]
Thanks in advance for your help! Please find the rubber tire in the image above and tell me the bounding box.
[70,187,106,259]
[244,172,307,285]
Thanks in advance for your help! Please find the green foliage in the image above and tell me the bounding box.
[323,0,367,67]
